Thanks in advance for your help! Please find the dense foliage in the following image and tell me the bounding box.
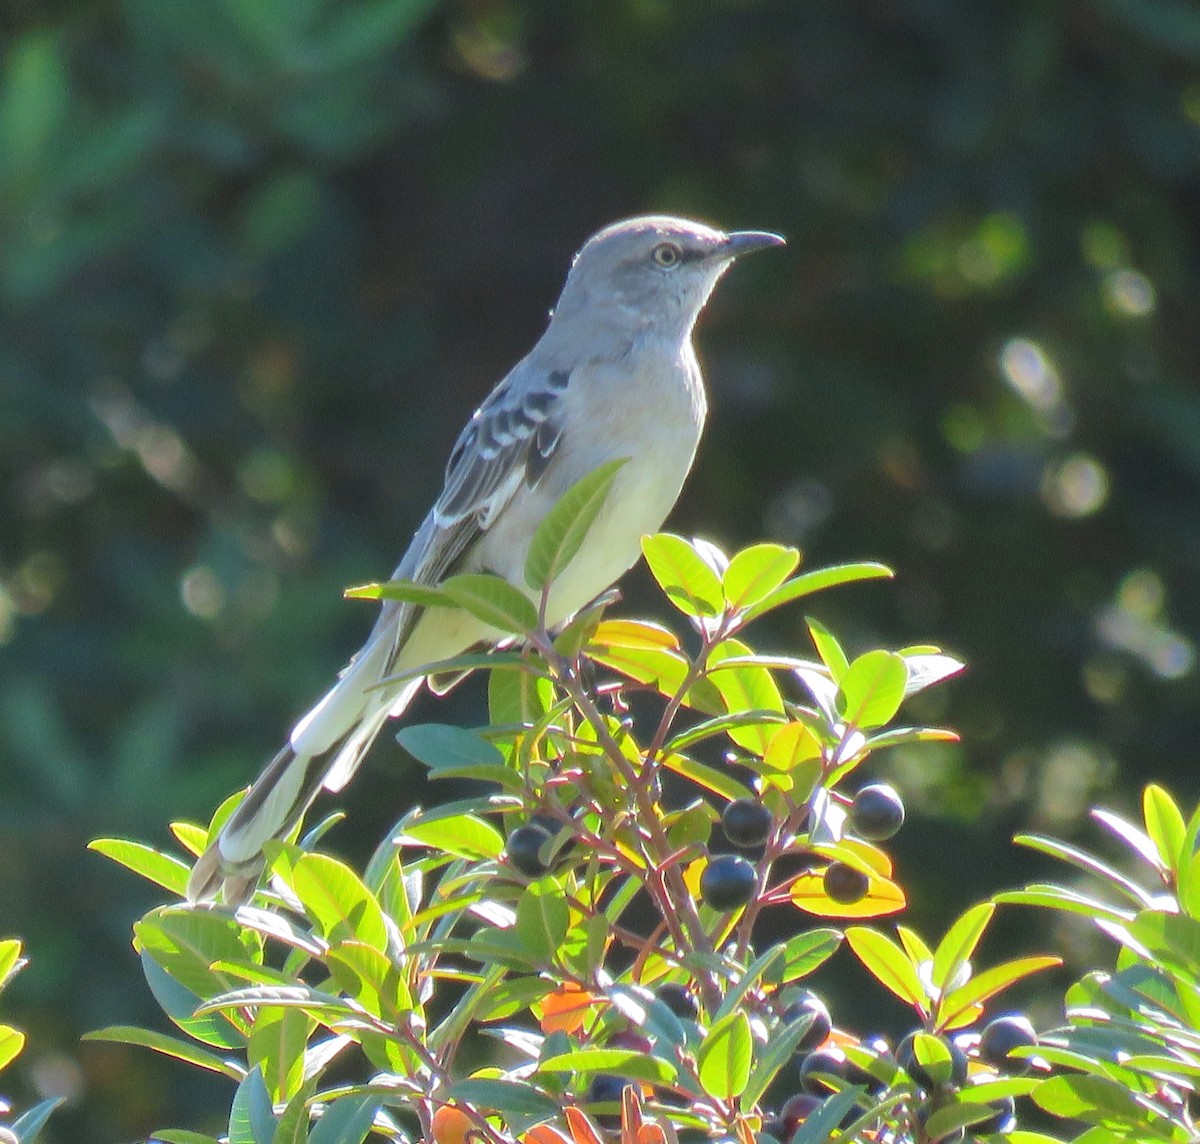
[3,1,1200,1138]
[89,520,1200,1143]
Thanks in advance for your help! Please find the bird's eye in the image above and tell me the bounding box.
[651,242,684,269]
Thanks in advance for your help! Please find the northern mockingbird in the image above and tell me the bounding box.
[188,215,784,903]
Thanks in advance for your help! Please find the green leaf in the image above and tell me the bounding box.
[922,1102,999,1139]
[722,543,800,610]
[82,1025,243,1079]
[790,1088,864,1144]
[696,1009,752,1099]
[10,1097,63,1143]
[525,457,628,591]
[248,1007,310,1104]
[837,650,908,729]
[993,883,1137,927]
[771,928,844,984]
[440,573,538,633]
[742,1011,822,1108]
[1144,784,1186,874]
[845,927,926,1007]
[273,851,389,953]
[1031,1074,1150,1123]
[540,1049,677,1084]
[446,1078,561,1131]
[146,1132,220,1144]
[88,838,190,896]
[402,813,506,861]
[515,881,570,966]
[307,1093,379,1144]
[343,578,449,605]
[396,724,505,772]
[272,1077,319,1144]
[938,956,1062,1027]
[742,561,893,623]
[140,954,246,1050]
[641,533,726,617]
[0,1025,24,1071]
[229,1065,276,1144]
[931,902,994,994]
[806,617,849,682]
[707,639,786,752]
[0,939,24,992]
[660,753,753,803]
[1014,834,1157,908]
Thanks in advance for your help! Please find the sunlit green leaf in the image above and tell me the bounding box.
[939,956,1062,1028]
[641,533,725,617]
[515,880,570,966]
[525,458,627,590]
[0,1025,24,1072]
[540,1048,676,1084]
[343,578,449,605]
[273,851,389,953]
[837,650,907,729]
[696,1009,752,1099]
[931,902,994,994]
[82,1025,243,1079]
[88,838,190,896]
[742,561,893,623]
[845,926,926,1007]
[440,573,538,633]
[723,543,800,610]
[806,617,849,682]
[402,813,506,861]
[1144,784,1186,875]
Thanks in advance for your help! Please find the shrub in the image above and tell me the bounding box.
[89,475,1200,1142]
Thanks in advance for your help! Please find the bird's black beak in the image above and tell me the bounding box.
[722,230,787,258]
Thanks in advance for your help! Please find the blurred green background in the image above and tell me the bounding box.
[3,0,1200,1138]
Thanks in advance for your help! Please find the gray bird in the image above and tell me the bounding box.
[187,214,784,904]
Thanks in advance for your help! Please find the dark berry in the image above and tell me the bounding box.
[607,1029,651,1054]
[779,1092,821,1132]
[974,1094,1016,1133]
[822,862,869,904]
[587,1073,627,1104]
[781,992,831,1053]
[505,823,553,877]
[657,982,699,1021]
[759,1116,788,1142]
[978,1013,1037,1072]
[798,1047,849,1094]
[700,853,758,910]
[849,784,905,841]
[897,1031,968,1091]
[722,798,773,848]
[530,813,563,837]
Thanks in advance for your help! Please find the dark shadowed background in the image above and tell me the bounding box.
[2,1,1200,1139]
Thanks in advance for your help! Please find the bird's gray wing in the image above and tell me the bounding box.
[372,362,571,651]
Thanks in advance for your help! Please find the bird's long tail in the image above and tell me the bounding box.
[186,656,423,904]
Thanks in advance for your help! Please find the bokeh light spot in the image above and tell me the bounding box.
[1103,268,1156,317]
[1041,453,1109,518]
[999,338,1063,414]
[180,565,225,619]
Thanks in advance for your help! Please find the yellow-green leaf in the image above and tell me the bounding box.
[845,926,926,1007]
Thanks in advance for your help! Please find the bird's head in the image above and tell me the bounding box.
[551,215,785,342]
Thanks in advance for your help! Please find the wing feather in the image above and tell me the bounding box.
[366,362,570,656]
